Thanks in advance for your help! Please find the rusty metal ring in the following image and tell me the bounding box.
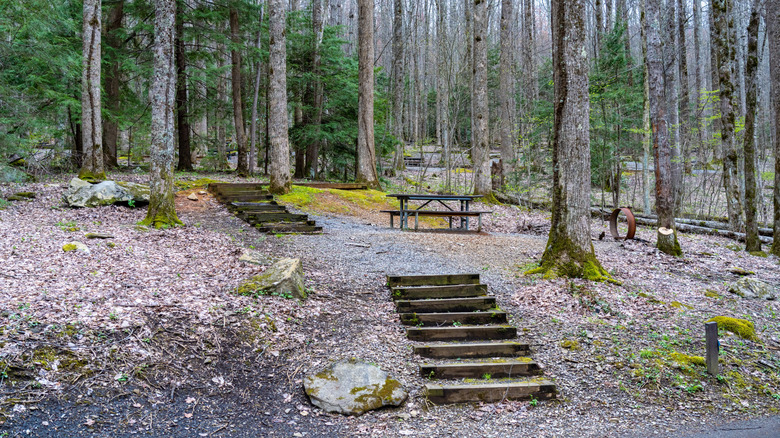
[609,207,636,240]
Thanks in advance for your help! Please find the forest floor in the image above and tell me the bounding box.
[1,171,780,437]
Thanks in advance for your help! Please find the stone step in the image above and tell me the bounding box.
[217,194,275,202]
[414,341,530,359]
[239,212,309,223]
[420,358,540,379]
[424,379,556,404]
[255,224,323,234]
[406,325,516,342]
[208,183,267,191]
[399,311,507,326]
[395,297,496,313]
[387,273,481,287]
[228,203,283,212]
[391,283,487,300]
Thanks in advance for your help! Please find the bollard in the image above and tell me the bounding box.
[705,321,719,376]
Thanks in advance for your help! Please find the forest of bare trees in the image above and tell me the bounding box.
[1,0,779,255]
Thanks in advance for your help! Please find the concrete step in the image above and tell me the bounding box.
[399,311,507,326]
[420,358,540,379]
[391,284,487,300]
[387,273,481,287]
[424,379,556,404]
[395,297,496,313]
[406,325,516,342]
[414,341,530,359]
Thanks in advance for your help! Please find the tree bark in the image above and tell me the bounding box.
[692,0,704,153]
[103,0,123,169]
[529,0,612,281]
[268,0,291,194]
[471,0,491,196]
[641,0,652,215]
[249,5,265,176]
[664,0,681,215]
[645,0,682,255]
[305,0,325,178]
[356,0,379,189]
[230,7,249,177]
[175,6,193,171]
[676,0,691,179]
[79,0,105,181]
[713,0,745,232]
[437,0,451,192]
[142,0,182,229]
[216,39,228,170]
[771,0,780,256]
[391,0,405,172]
[741,0,760,252]
[498,0,515,189]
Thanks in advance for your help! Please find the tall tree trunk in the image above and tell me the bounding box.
[641,0,652,215]
[770,0,780,256]
[142,0,182,228]
[617,0,634,87]
[646,0,682,255]
[437,0,451,192]
[522,0,537,170]
[192,37,208,164]
[175,6,193,171]
[216,40,228,170]
[709,0,721,158]
[713,0,745,231]
[230,7,249,177]
[692,0,704,154]
[530,0,612,281]
[743,0,761,252]
[79,0,105,181]
[663,0,681,216]
[103,0,123,169]
[249,5,265,176]
[305,0,325,178]
[676,0,690,179]
[392,0,405,172]
[498,0,515,189]
[595,0,604,53]
[472,0,491,196]
[268,0,290,194]
[356,0,379,188]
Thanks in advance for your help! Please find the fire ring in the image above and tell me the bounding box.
[609,207,636,240]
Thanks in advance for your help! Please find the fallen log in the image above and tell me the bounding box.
[591,207,773,245]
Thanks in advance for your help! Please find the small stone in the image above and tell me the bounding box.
[198,191,207,195]
[63,241,89,253]
[187,193,199,201]
[728,277,776,300]
[239,249,271,265]
[235,258,306,299]
[85,232,114,239]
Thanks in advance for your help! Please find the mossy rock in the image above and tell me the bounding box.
[668,352,706,367]
[235,258,306,299]
[560,339,581,351]
[174,177,224,190]
[62,242,89,253]
[703,289,721,299]
[707,316,758,341]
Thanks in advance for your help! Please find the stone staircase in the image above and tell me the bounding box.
[208,183,322,234]
[388,273,556,404]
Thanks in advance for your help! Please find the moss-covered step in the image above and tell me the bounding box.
[424,379,556,404]
[255,224,323,234]
[391,284,488,300]
[216,194,275,202]
[228,203,283,212]
[238,212,309,223]
[209,183,266,191]
[399,311,507,326]
[395,297,496,313]
[420,358,540,379]
[406,325,516,342]
[387,274,481,287]
[413,341,530,359]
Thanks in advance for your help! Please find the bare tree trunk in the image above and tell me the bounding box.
[663,0,681,215]
[103,0,123,169]
[743,0,761,252]
[646,0,682,255]
[305,0,324,178]
[268,0,291,194]
[142,0,182,228]
[641,0,652,215]
[249,5,265,176]
[356,0,380,188]
[216,40,228,170]
[595,0,604,53]
[79,0,105,181]
[230,8,249,177]
[175,8,193,171]
[770,0,780,256]
[192,38,208,165]
[391,0,404,173]
[709,0,721,158]
[692,0,704,153]
[530,0,611,281]
[713,0,745,231]
[472,0,491,196]
[676,0,691,179]
[437,0,451,192]
[617,0,634,87]
[498,0,515,190]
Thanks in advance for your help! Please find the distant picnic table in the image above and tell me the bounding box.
[383,194,491,232]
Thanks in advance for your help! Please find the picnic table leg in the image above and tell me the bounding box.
[415,212,419,231]
[464,200,470,230]
[478,214,482,232]
[390,213,394,228]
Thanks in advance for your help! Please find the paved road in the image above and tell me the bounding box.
[677,415,780,437]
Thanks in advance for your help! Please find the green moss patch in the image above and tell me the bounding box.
[707,316,758,341]
[175,177,224,191]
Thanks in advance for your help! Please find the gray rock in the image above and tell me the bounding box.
[187,193,199,201]
[728,277,777,300]
[64,178,150,208]
[63,241,89,253]
[304,359,407,415]
[235,258,306,299]
[238,249,272,266]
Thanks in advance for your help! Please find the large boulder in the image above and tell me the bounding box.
[235,258,306,299]
[304,359,407,415]
[64,178,150,208]
[728,277,776,300]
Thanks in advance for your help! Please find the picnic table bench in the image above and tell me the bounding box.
[383,194,491,232]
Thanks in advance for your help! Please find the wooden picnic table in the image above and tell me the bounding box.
[384,194,490,231]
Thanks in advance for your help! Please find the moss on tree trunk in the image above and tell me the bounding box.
[526,235,619,284]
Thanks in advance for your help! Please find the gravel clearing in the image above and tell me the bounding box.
[2,175,780,437]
